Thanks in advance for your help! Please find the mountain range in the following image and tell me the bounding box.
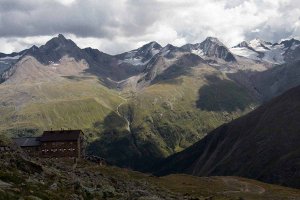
[0,34,300,174]
[230,38,300,64]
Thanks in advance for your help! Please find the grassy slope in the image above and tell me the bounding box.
[0,76,124,139]
[89,65,257,170]
[0,56,257,171]
[153,85,300,188]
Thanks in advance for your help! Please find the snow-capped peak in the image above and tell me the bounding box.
[279,38,300,49]
[230,38,300,64]
[203,37,224,46]
[248,38,272,50]
[117,41,163,66]
[233,41,249,48]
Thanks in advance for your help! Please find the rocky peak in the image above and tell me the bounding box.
[24,34,82,65]
[136,41,162,57]
[58,33,66,39]
[40,34,78,52]
[248,38,272,50]
[159,44,180,58]
[161,44,176,51]
[280,38,300,49]
[116,41,162,64]
[142,41,162,51]
[25,45,39,54]
[234,41,249,48]
[202,37,224,46]
[199,37,236,62]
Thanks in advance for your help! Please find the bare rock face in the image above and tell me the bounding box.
[234,41,249,48]
[0,51,25,82]
[281,38,300,63]
[116,41,162,65]
[199,37,236,62]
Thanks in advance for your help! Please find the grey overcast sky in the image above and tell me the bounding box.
[0,0,299,54]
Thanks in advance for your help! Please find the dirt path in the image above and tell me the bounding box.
[221,177,266,195]
[116,101,131,132]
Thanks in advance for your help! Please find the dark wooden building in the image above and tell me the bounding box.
[13,130,85,158]
[39,130,84,158]
[12,137,41,156]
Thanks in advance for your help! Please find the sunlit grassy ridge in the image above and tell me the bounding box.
[0,76,124,138]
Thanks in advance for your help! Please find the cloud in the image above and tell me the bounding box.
[0,0,299,54]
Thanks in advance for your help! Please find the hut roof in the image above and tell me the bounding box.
[40,130,83,142]
[12,137,41,147]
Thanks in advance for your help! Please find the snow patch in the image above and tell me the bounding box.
[120,43,160,66]
[151,48,160,56]
[263,45,285,64]
[191,49,204,56]
[121,58,145,66]
[0,55,21,60]
[0,61,8,64]
[49,61,60,66]
[291,43,300,50]
[230,47,260,61]
[231,40,286,64]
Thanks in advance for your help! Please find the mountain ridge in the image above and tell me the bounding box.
[231,38,300,64]
[2,34,299,86]
[153,85,300,188]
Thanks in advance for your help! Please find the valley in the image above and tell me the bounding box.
[1,0,300,198]
[154,84,300,189]
[0,35,261,171]
[0,34,300,182]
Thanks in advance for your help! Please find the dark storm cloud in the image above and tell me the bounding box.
[119,0,163,36]
[0,0,299,54]
[0,0,37,12]
[0,0,159,38]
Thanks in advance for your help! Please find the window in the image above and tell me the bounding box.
[53,142,65,147]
